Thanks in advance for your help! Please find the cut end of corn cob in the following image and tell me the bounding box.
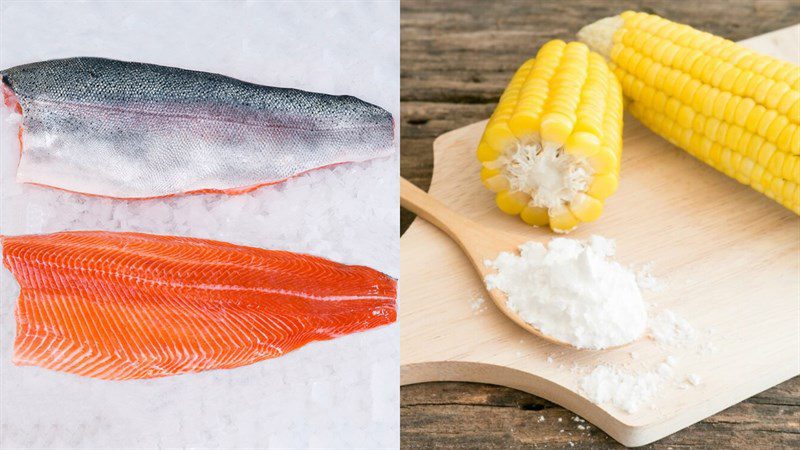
[577,16,623,59]
[477,40,624,233]
[579,11,800,214]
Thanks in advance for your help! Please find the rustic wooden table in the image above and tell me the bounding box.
[400,1,800,448]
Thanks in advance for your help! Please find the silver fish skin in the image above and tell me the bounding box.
[1,57,394,198]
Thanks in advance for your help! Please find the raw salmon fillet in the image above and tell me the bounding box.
[1,57,394,199]
[1,231,396,380]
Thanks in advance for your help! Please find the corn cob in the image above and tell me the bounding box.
[578,11,800,214]
[478,40,623,233]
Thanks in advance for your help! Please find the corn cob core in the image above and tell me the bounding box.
[478,40,624,233]
[578,11,800,214]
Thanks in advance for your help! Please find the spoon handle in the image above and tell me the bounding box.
[400,177,480,244]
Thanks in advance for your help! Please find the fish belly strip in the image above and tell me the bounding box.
[1,57,395,199]
[2,231,396,380]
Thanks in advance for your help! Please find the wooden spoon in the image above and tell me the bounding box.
[400,177,572,347]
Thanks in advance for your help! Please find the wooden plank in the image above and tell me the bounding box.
[401,379,800,448]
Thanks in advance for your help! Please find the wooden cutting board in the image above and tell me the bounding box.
[400,25,800,447]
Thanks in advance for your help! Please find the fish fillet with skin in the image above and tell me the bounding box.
[0,231,397,380]
[0,57,394,198]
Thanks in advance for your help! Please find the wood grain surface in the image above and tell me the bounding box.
[402,379,799,448]
[400,0,800,448]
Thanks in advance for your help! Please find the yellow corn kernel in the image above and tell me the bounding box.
[540,112,574,146]
[776,123,795,152]
[548,207,580,233]
[758,142,778,168]
[783,155,799,182]
[587,173,619,199]
[520,205,550,226]
[588,146,618,174]
[564,131,601,157]
[481,167,509,193]
[495,191,530,215]
[476,143,501,162]
[569,193,604,222]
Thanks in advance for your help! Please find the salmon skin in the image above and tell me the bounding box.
[1,231,396,380]
[1,57,394,199]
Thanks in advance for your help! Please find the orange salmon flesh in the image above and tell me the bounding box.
[1,231,397,380]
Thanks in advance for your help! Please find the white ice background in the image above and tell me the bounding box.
[0,1,399,448]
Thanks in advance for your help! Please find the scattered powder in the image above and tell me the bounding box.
[537,415,545,422]
[558,418,563,423]
[579,365,667,414]
[546,355,554,364]
[636,262,665,292]
[484,236,647,350]
[568,442,575,447]
[571,416,585,423]
[700,341,719,355]
[650,310,697,346]
[656,362,673,378]
[665,356,679,366]
[469,295,487,314]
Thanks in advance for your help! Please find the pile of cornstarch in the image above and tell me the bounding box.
[483,234,714,415]
[484,235,647,350]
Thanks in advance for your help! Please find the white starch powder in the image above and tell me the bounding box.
[480,235,710,415]
[579,364,667,414]
[484,235,647,349]
[469,295,487,314]
[650,309,697,346]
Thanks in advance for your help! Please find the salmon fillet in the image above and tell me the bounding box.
[1,231,396,380]
[1,57,394,199]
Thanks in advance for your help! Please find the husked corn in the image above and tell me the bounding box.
[478,40,623,233]
[579,11,800,214]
